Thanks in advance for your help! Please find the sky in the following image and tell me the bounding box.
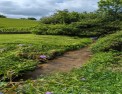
[0,0,99,19]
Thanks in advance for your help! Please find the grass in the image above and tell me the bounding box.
[0,26,121,93]
[1,31,121,94]
[0,18,39,33]
[0,34,92,81]
[3,52,121,94]
[91,31,122,53]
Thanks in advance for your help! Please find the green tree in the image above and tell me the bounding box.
[0,14,6,18]
[54,9,70,24]
[69,12,80,22]
[98,0,122,20]
[28,17,37,20]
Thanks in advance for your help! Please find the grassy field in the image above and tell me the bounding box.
[0,18,39,33]
[1,31,121,94]
[0,34,92,81]
[13,52,121,94]
[0,18,121,94]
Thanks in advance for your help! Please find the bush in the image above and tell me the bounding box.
[91,31,122,53]
[0,14,6,18]
[33,20,121,37]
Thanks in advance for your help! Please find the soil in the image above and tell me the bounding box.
[16,47,92,81]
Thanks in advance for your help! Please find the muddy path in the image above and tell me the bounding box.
[16,47,92,81]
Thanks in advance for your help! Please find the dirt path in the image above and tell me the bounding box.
[17,47,92,80]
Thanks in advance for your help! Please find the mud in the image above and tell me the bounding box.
[16,47,92,81]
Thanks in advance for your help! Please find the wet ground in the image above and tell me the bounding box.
[16,47,92,81]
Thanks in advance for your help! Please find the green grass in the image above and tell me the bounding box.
[1,32,121,94]
[0,34,92,80]
[0,18,38,28]
[4,52,121,94]
[91,31,122,53]
[0,29,122,93]
[0,18,39,33]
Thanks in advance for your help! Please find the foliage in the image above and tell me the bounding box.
[2,29,121,94]
[32,20,121,36]
[40,10,101,25]
[6,52,122,94]
[0,3,122,93]
[98,0,122,20]
[28,17,37,20]
[0,34,92,80]
[0,14,6,18]
[38,9,122,36]
[91,31,122,53]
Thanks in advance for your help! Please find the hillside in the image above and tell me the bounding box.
[0,18,39,33]
[0,18,38,28]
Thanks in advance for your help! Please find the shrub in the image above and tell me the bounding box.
[91,31,122,53]
[34,20,121,37]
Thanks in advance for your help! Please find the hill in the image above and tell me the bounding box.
[0,18,39,33]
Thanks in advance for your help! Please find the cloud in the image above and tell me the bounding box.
[0,0,99,19]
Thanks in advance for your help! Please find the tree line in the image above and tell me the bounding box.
[0,0,122,22]
[40,0,122,24]
[32,0,122,36]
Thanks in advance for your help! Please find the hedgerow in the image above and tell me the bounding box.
[32,20,121,37]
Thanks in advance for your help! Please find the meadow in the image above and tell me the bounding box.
[2,31,121,94]
[0,34,92,81]
[0,18,38,33]
[0,2,122,93]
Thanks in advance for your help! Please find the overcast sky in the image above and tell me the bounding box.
[0,0,99,19]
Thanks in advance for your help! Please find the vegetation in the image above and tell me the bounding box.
[98,0,122,20]
[32,20,121,36]
[91,31,122,53]
[36,0,122,37]
[0,18,38,33]
[2,33,121,94]
[15,52,121,94]
[0,34,91,81]
[28,17,37,20]
[0,14,6,18]
[33,9,121,37]
[0,0,122,93]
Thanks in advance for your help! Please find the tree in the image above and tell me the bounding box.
[69,12,80,22]
[54,9,70,24]
[28,17,37,20]
[98,0,122,20]
[0,14,6,18]
[20,18,26,20]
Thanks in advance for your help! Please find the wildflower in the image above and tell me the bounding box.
[0,92,3,94]
[45,92,53,94]
[40,55,47,59]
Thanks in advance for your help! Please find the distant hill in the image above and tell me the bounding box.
[0,18,38,28]
[0,18,39,33]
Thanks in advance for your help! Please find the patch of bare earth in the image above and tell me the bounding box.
[17,47,92,80]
